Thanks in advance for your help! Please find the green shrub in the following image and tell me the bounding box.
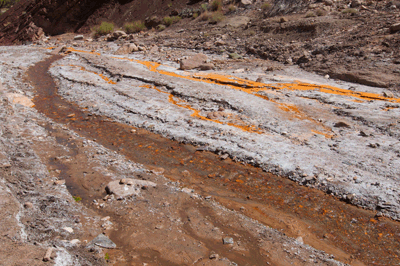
[342,8,358,14]
[201,3,208,11]
[73,196,82,202]
[157,24,166,31]
[104,253,110,260]
[94,22,114,37]
[261,2,271,10]
[193,12,199,18]
[210,0,222,11]
[124,20,145,33]
[163,16,181,26]
[209,11,225,23]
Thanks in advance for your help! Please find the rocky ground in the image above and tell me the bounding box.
[1,0,400,265]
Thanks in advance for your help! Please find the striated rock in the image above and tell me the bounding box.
[180,54,208,70]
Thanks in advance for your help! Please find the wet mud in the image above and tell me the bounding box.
[27,54,400,265]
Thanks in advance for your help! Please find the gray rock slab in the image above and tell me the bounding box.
[88,234,116,249]
[105,178,156,198]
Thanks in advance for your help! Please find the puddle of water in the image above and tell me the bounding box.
[28,54,400,266]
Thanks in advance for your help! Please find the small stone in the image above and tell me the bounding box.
[383,91,394,98]
[210,253,220,259]
[88,234,116,249]
[199,63,214,70]
[280,17,288,23]
[334,121,350,128]
[43,247,53,262]
[368,143,380,148]
[295,236,304,244]
[180,54,208,70]
[67,113,75,118]
[228,53,242,60]
[233,68,245,73]
[120,179,126,184]
[54,180,66,185]
[106,178,156,199]
[220,154,229,160]
[24,202,33,209]
[70,239,80,245]
[63,227,74,233]
[73,35,84,40]
[324,74,330,79]
[223,237,234,244]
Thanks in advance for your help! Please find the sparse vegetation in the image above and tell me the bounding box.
[93,22,114,37]
[228,4,237,12]
[168,2,172,8]
[163,16,181,26]
[105,253,110,260]
[157,24,166,31]
[342,8,358,14]
[209,11,225,24]
[199,11,211,21]
[261,2,271,10]
[124,20,145,33]
[193,12,199,19]
[305,11,316,18]
[0,0,18,8]
[210,0,222,11]
[201,3,208,12]
[73,196,82,202]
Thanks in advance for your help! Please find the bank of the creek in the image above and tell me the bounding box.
[23,51,400,266]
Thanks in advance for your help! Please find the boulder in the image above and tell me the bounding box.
[107,30,127,41]
[180,54,208,70]
[199,63,214,70]
[114,43,139,55]
[105,178,156,199]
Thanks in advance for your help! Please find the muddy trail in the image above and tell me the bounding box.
[24,51,400,265]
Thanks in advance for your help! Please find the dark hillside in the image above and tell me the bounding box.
[0,0,191,44]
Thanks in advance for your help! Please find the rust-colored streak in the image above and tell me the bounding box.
[142,84,263,134]
[67,65,117,84]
